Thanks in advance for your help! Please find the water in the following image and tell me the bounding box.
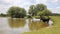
[0,17,48,34]
[0,17,30,34]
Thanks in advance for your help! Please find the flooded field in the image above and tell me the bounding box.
[0,17,48,34]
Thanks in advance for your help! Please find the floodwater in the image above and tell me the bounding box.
[0,17,48,34]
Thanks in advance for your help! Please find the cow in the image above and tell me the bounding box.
[40,16,50,23]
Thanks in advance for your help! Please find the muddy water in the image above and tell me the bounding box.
[0,17,48,34]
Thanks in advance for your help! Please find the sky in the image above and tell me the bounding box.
[0,0,60,14]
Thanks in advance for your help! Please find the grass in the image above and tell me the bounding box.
[23,16,60,34]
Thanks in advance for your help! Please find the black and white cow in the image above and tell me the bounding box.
[40,16,50,23]
[40,16,53,26]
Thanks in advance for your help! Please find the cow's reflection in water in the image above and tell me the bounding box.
[48,20,53,26]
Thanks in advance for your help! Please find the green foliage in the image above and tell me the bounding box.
[0,13,7,17]
[37,9,52,16]
[28,4,51,16]
[37,11,44,16]
[35,4,47,11]
[7,6,26,18]
[50,13,60,16]
[43,9,52,16]
[33,16,40,19]
[29,5,35,14]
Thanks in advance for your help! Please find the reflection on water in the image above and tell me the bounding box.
[0,17,30,34]
[0,17,48,34]
[29,21,48,30]
[8,18,26,28]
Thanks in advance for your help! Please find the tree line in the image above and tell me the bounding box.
[0,4,60,18]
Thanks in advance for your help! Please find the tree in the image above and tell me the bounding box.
[28,4,47,16]
[43,9,52,16]
[0,13,7,17]
[35,4,47,11]
[28,5,36,16]
[37,9,52,16]
[7,6,26,18]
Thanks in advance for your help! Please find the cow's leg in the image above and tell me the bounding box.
[47,20,49,24]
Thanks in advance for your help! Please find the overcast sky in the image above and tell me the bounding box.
[0,0,60,14]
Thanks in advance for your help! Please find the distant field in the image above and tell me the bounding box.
[23,16,60,34]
